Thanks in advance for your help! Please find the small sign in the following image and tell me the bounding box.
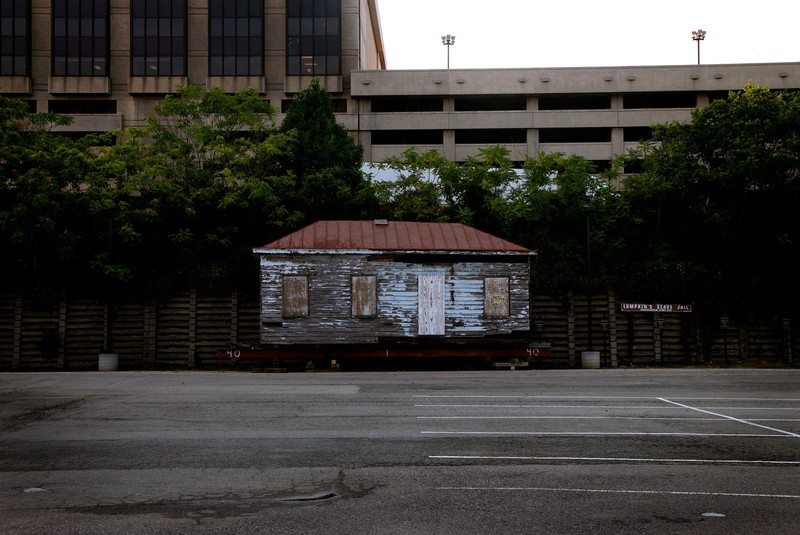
[621,303,693,313]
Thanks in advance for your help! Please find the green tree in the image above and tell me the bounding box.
[372,149,455,222]
[0,97,94,292]
[443,146,521,235]
[621,84,800,318]
[279,79,365,221]
[84,86,297,294]
[372,146,622,296]
[373,146,520,231]
[502,151,619,293]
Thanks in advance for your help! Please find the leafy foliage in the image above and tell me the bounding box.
[618,84,800,317]
[375,147,620,293]
[1,87,299,295]
[279,79,366,221]
[0,97,92,291]
[507,152,620,293]
[2,82,798,322]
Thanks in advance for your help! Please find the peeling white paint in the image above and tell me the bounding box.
[257,253,531,345]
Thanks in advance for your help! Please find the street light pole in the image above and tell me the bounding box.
[585,205,596,351]
[441,34,455,69]
[579,203,599,369]
[692,29,706,65]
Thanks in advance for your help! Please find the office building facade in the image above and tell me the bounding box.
[1,0,385,129]
[1,0,798,169]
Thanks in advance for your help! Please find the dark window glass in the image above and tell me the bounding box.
[371,97,444,113]
[622,92,697,109]
[208,0,262,76]
[454,96,527,112]
[130,0,186,76]
[455,129,527,144]
[538,94,611,110]
[623,126,654,142]
[371,130,444,145]
[48,99,117,114]
[0,0,28,76]
[52,0,108,76]
[539,128,611,143]
[286,0,340,75]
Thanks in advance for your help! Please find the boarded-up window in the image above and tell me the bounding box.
[282,276,308,318]
[485,277,510,318]
[418,274,445,335]
[352,276,377,317]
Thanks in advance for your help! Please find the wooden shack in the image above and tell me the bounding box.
[252,220,536,359]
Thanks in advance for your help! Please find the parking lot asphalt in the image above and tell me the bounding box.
[1,368,798,534]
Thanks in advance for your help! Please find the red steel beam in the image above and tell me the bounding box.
[216,345,551,360]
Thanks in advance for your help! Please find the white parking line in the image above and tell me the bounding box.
[413,395,800,402]
[415,404,687,409]
[429,455,800,465]
[658,398,800,438]
[421,431,790,438]
[435,486,800,499]
[419,416,721,420]
[415,403,800,410]
[418,416,800,421]
[414,395,659,400]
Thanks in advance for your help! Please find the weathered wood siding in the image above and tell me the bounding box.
[258,254,531,345]
[485,277,510,318]
[418,274,445,335]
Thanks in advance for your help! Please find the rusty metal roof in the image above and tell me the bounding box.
[257,220,532,254]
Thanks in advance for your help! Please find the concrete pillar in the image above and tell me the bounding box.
[611,127,625,158]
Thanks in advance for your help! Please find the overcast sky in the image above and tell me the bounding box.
[375,0,799,70]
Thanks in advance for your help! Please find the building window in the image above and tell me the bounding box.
[48,99,117,114]
[52,0,108,77]
[623,92,697,109]
[0,0,29,76]
[209,0,263,76]
[371,97,444,113]
[623,126,654,142]
[286,0,340,76]
[538,95,611,111]
[539,128,611,144]
[455,129,527,144]
[131,0,186,76]
[351,276,377,318]
[371,130,444,145]
[484,277,510,318]
[282,276,309,318]
[454,96,527,112]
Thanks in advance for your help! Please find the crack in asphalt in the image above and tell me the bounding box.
[0,398,86,434]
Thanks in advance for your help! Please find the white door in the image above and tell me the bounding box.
[418,274,445,335]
